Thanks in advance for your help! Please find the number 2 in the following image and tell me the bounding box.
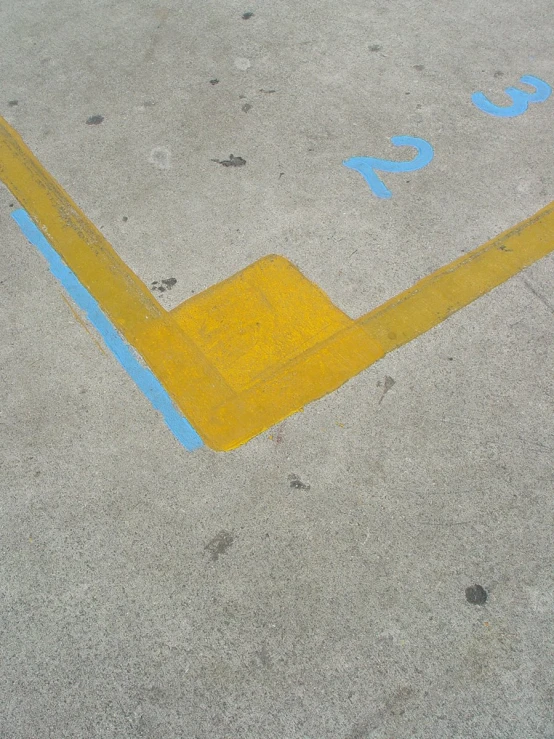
[472,75,551,118]
[343,136,434,199]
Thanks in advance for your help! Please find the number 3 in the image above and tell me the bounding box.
[343,136,434,199]
[472,75,551,118]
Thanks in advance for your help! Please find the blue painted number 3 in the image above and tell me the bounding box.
[472,75,551,117]
[343,136,434,199]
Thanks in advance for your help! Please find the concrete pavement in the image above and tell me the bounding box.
[1,0,553,736]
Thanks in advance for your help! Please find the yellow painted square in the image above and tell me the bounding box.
[170,255,353,392]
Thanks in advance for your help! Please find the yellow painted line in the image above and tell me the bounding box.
[358,201,554,350]
[1,114,554,450]
[0,117,233,448]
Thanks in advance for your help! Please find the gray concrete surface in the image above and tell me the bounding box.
[1,0,554,737]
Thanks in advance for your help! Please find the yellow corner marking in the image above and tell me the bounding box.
[0,117,382,450]
[1,114,554,450]
[171,254,355,393]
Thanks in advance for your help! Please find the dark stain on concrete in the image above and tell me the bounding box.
[494,70,504,78]
[255,645,272,667]
[377,375,395,404]
[210,78,219,85]
[151,278,177,293]
[288,473,310,490]
[242,11,254,19]
[242,103,252,112]
[466,584,488,605]
[369,44,382,52]
[414,64,425,71]
[205,530,234,561]
[212,154,246,167]
[8,100,18,106]
[86,115,104,125]
[385,685,415,716]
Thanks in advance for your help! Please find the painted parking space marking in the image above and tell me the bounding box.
[2,115,554,451]
[12,209,203,451]
[0,116,383,450]
[358,201,554,352]
[343,136,434,199]
[472,75,551,117]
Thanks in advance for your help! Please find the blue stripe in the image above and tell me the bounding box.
[12,209,204,451]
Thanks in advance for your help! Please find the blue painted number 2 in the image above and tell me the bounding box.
[343,136,434,199]
[472,75,551,118]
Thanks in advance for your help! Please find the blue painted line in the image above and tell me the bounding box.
[12,208,204,451]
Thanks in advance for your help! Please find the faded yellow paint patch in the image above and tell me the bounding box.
[2,112,554,452]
